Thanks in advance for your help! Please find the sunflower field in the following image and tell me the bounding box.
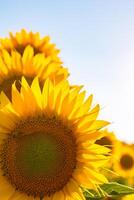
[0,29,133,200]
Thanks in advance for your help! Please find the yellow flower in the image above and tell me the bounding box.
[113,143,134,178]
[96,129,117,149]
[0,46,68,99]
[0,29,60,62]
[95,129,118,162]
[0,77,109,200]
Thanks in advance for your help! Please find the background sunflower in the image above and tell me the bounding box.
[0,29,60,62]
[113,142,134,181]
[0,44,68,99]
[95,129,118,164]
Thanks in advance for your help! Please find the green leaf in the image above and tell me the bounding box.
[83,182,134,200]
[101,182,134,196]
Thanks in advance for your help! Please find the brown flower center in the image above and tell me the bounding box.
[120,154,134,170]
[17,45,41,55]
[1,116,76,198]
[0,76,42,100]
[7,44,41,56]
[95,136,112,150]
[0,76,21,100]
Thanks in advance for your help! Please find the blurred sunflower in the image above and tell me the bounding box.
[0,29,60,62]
[0,77,110,200]
[127,143,134,186]
[0,46,68,99]
[95,129,117,150]
[95,129,117,161]
[113,143,134,178]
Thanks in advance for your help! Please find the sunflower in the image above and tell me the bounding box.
[0,46,68,99]
[95,129,117,150]
[0,77,110,200]
[95,129,118,162]
[0,29,60,62]
[113,143,134,178]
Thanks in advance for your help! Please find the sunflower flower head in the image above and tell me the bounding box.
[113,142,134,179]
[95,129,118,163]
[96,129,117,149]
[0,39,68,99]
[0,77,110,200]
[0,29,60,62]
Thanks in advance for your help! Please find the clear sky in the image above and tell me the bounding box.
[0,0,134,142]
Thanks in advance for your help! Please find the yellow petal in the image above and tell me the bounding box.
[87,120,110,132]
[21,77,38,115]
[59,94,70,116]
[75,130,108,144]
[81,94,93,114]
[47,79,55,113]
[33,54,50,75]
[42,196,52,200]
[0,57,8,75]
[31,77,42,109]
[65,179,85,200]
[84,167,108,184]
[76,120,94,133]
[42,79,49,109]
[7,191,34,200]
[0,176,15,200]
[16,32,23,44]
[70,87,83,100]
[63,90,85,119]
[52,191,65,200]
[11,50,22,72]
[0,109,17,131]
[76,132,99,144]
[68,91,86,120]
[85,158,109,168]
[55,81,69,115]
[61,96,77,119]
[54,67,69,82]
[42,63,59,79]
[9,32,17,46]
[0,92,10,108]
[71,94,93,119]
[87,144,111,154]
[76,153,107,163]
[2,49,12,69]
[72,168,96,190]
[76,104,100,131]
[12,82,25,115]
[22,45,34,74]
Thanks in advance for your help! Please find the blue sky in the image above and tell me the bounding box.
[0,0,134,142]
